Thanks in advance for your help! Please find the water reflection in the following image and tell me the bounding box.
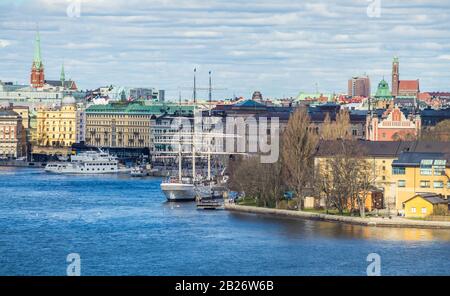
[229,212,450,242]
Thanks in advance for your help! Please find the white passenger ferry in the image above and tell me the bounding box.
[45,150,123,174]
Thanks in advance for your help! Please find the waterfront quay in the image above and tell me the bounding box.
[225,203,450,230]
[1,168,450,276]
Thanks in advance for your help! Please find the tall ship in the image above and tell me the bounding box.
[45,150,123,174]
[160,70,234,202]
[160,131,197,201]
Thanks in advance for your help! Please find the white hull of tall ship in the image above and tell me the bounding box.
[161,182,196,202]
[45,150,124,174]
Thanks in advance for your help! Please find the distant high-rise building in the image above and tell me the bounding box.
[158,90,165,102]
[348,76,370,98]
[30,31,45,88]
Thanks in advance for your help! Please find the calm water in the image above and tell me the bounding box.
[0,167,449,276]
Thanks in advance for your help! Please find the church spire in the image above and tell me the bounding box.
[31,28,45,88]
[33,30,42,69]
[60,62,65,86]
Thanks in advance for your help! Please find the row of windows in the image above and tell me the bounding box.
[86,121,151,126]
[87,129,149,134]
[398,180,450,189]
[87,114,151,119]
[81,167,116,172]
[84,163,115,166]
[410,207,427,214]
[43,128,73,132]
[393,167,447,176]
[46,134,74,139]
[43,121,74,125]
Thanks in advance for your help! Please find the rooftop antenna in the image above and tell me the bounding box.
[209,71,212,116]
[193,68,197,104]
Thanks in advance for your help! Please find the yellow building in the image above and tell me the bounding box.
[315,141,450,213]
[315,141,421,211]
[85,102,194,150]
[403,193,449,218]
[391,152,450,212]
[35,96,78,155]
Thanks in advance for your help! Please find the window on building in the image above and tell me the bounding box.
[420,160,433,176]
[420,181,430,188]
[398,180,406,188]
[393,167,406,175]
[411,207,417,213]
[421,208,427,214]
[434,181,444,189]
[433,160,447,176]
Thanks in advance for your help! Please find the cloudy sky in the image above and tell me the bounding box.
[0,0,449,100]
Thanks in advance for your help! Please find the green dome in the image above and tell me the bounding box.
[375,79,392,99]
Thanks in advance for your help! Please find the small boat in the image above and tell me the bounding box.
[130,166,149,177]
[196,198,224,210]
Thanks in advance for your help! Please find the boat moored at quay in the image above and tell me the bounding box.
[45,150,127,174]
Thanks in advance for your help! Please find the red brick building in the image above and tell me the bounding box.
[366,106,421,141]
[391,57,420,98]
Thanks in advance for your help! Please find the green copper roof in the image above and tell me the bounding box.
[86,102,195,116]
[393,56,399,64]
[33,30,42,69]
[374,79,392,99]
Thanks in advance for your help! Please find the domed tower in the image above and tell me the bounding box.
[374,78,393,109]
[30,30,45,88]
[62,95,76,107]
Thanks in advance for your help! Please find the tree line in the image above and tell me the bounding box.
[228,108,376,217]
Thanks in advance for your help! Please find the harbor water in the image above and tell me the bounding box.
[0,167,449,275]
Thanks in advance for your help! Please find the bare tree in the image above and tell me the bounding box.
[320,109,352,140]
[281,108,318,209]
[314,141,376,216]
[321,112,334,140]
[334,109,351,140]
[355,158,377,218]
[421,120,450,142]
[228,155,284,208]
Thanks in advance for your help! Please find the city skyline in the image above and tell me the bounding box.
[1,0,450,100]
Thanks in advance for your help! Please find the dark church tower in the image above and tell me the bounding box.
[391,56,399,97]
[30,30,45,88]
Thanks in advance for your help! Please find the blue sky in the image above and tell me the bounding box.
[0,0,450,100]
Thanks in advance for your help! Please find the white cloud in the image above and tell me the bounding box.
[0,0,450,97]
[304,3,338,18]
[62,42,111,49]
[437,55,450,61]
[0,39,11,48]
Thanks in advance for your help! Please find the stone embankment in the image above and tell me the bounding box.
[225,203,450,229]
